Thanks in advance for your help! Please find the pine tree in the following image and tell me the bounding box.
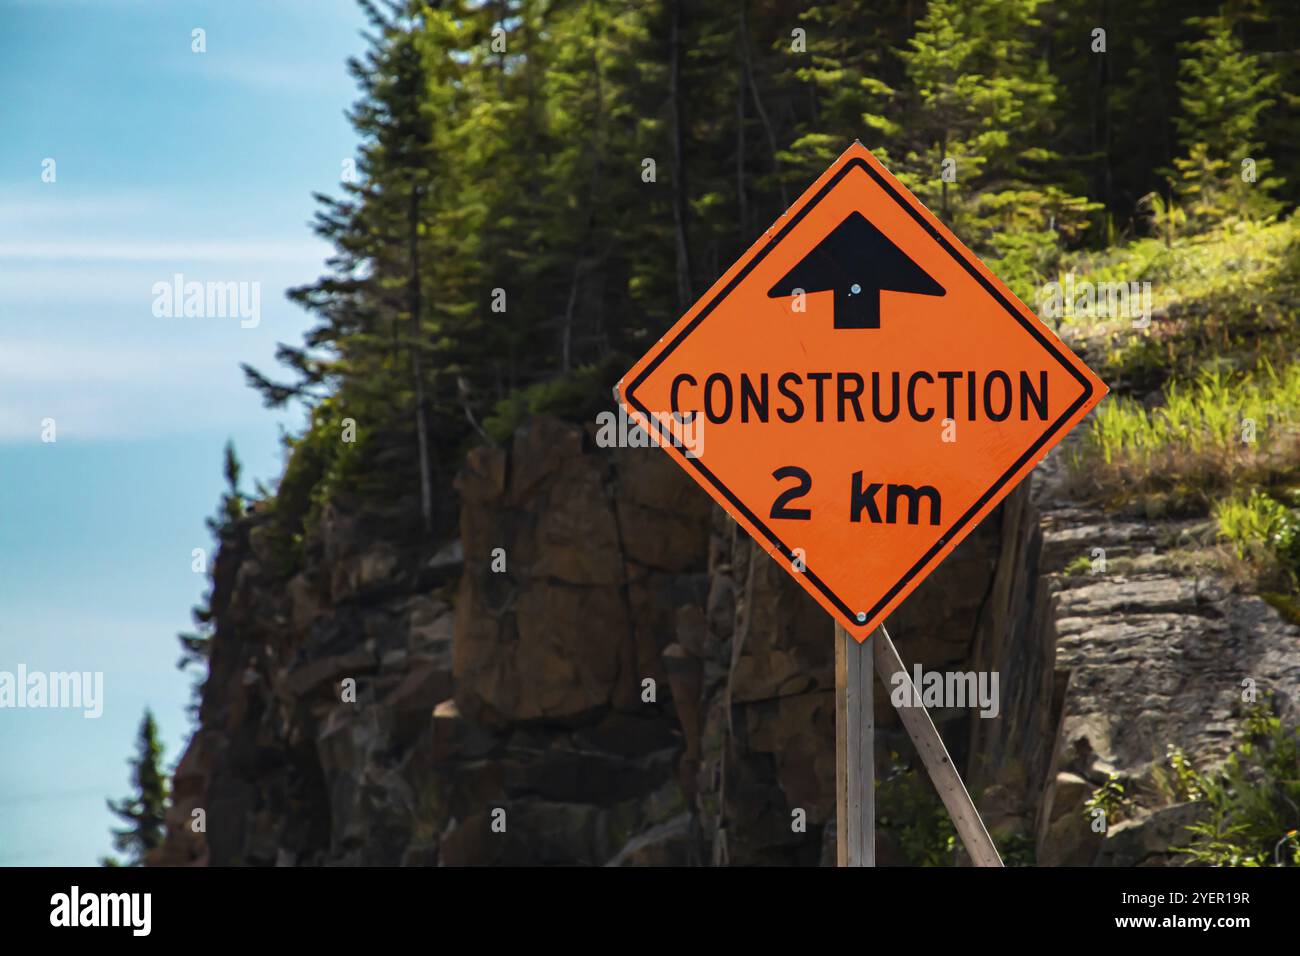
[215,439,243,531]
[781,1,906,182]
[247,0,463,535]
[1253,0,1300,211]
[890,0,1098,297]
[1171,13,1282,230]
[1050,0,1207,241]
[102,710,168,867]
[175,442,245,721]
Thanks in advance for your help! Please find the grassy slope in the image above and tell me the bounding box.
[1056,218,1300,866]
[1059,218,1300,604]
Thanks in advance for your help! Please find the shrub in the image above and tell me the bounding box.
[875,752,956,866]
[1214,491,1300,589]
[1169,706,1300,867]
[482,356,627,445]
[1085,772,1133,828]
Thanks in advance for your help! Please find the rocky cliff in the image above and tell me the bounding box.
[153,414,1299,866]
[153,413,1062,866]
[1031,453,1300,866]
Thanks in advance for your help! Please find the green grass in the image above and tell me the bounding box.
[1057,218,1300,392]
[1216,491,1295,559]
[1063,554,1095,576]
[1061,218,1300,611]
[1214,490,1300,590]
[1072,359,1300,508]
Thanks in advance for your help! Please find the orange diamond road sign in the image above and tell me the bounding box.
[619,142,1107,642]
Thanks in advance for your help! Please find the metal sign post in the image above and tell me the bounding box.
[835,622,874,866]
[836,624,1003,867]
[878,625,1002,867]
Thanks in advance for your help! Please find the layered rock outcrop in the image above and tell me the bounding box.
[162,410,1300,867]
[1032,493,1300,866]
[154,414,1062,865]
[161,410,1300,868]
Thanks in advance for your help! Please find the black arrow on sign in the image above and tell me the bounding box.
[766,210,945,329]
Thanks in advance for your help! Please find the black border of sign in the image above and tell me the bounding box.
[625,156,1095,626]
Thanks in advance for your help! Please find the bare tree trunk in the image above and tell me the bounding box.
[739,0,787,209]
[495,0,507,95]
[562,3,607,372]
[561,264,580,374]
[556,5,605,371]
[735,22,748,243]
[1100,0,1113,242]
[669,0,693,310]
[409,183,434,535]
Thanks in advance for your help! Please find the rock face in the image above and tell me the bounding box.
[1031,468,1300,866]
[695,474,1058,864]
[154,414,1299,867]
[153,414,1063,866]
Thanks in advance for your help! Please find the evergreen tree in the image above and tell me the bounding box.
[781,0,906,183]
[215,439,243,531]
[1251,0,1300,210]
[227,0,1298,584]
[1045,0,1203,241]
[102,710,168,867]
[247,0,462,534]
[890,0,1097,296]
[175,441,245,721]
[1171,13,1282,230]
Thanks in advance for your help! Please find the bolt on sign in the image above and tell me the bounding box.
[619,142,1107,641]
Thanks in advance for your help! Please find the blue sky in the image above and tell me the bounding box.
[0,0,367,864]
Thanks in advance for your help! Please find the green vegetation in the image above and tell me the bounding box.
[1064,5,1299,564]
[1215,490,1300,589]
[1064,553,1095,576]
[858,0,1099,303]
[876,753,1037,865]
[1075,359,1300,509]
[482,356,627,445]
[1064,218,1300,594]
[1163,706,1300,867]
[1066,218,1300,391]
[1169,15,1282,230]
[876,752,957,866]
[102,710,169,867]
[229,0,1300,567]
[1085,772,1134,828]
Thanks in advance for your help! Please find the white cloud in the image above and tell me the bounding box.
[0,340,234,385]
[0,239,327,263]
[0,338,286,442]
[0,194,165,227]
[198,56,345,94]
